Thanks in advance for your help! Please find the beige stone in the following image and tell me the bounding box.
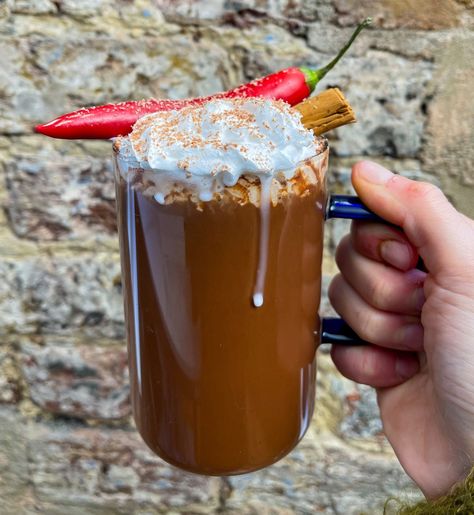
[333,0,473,29]
[0,408,31,514]
[422,34,474,217]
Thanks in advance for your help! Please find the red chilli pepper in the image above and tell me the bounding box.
[36,18,371,140]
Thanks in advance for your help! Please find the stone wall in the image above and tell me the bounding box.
[0,1,473,513]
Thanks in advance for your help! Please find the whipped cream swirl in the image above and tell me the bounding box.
[126,97,316,184]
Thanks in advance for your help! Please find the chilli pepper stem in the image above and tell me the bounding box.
[301,17,372,92]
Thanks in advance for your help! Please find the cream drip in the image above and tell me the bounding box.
[252,176,273,308]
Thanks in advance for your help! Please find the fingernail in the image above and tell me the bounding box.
[397,323,424,351]
[357,161,394,185]
[380,240,411,270]
[396,356,420,380]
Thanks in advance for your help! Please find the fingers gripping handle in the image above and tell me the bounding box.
[323,195,381,346]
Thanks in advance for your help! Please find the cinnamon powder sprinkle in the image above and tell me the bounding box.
[129,97,310,162]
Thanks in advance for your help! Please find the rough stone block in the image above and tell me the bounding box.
[216,23,433,158]
[328,374,385,440]
[0,0,12,19]
[0,256,124,339]
[0,408,31,514]
[422,35,474,217]
[313,353,384,443]
[0,32,237,134]
[226,434,420,514]
[156,0,226,21]
[27,424,221,512]
[307,21,449,60]
[333,0,473,29]
[156,0,326,22]
[0,39,42,135]
[0,348,21,404]
[317,51,433,158]
[4,143,117,242]
[12,0,57,14]
[21,340,130,420]
[54,0,110,18]
[219,23,321,78]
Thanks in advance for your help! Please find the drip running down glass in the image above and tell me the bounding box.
[113,142,329,476]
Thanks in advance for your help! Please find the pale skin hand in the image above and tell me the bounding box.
[329,161,474,499]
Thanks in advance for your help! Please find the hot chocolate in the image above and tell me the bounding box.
[113,98,328,475]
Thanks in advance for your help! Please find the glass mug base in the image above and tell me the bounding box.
[133,379,316,476]
[114,144,376,475]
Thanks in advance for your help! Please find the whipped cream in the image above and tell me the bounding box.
[126,97,316,184]
[114,97,327,309]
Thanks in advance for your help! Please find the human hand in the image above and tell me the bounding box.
[329,161,474,499]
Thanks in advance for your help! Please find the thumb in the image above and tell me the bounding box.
[351,161,474,275]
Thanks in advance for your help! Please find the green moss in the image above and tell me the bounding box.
[386,470,474,515]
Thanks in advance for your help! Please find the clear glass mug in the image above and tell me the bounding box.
[113,140,377,476]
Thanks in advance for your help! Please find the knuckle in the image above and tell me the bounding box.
[355,309,379,344]
[406,181,443,203]
[350,221,369,245]
[328,274,343,305]
[359,350,378,381]
[367,277,390,310]
[335,236,351,269]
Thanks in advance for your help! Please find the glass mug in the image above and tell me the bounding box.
[113,140,378,476]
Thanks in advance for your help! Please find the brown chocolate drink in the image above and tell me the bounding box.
[113,97,329,475]
[114,153,328,476]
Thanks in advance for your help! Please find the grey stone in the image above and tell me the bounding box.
[338,384,384,440]
[225,434,421,514]
[307,21,451,60]
[213,23,321,79]
[0,256,124,338]
[212,23,433,159]
[156,0,227,21]
[0,32,238,134]
[4,143,117,242]
[21,340,130,420]
[367,29,454,61]
[54,0,110,18]
[0,39,40,135]
[307,21,373,56]
[27,421,221,511]
[316,51,433,158]
[156,0,325,22]
[12,0,57,14]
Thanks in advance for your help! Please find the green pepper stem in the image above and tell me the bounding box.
[302,17,372,92]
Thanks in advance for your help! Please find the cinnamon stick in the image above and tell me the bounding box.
[295,88,356,135]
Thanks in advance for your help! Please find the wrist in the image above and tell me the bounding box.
[419,448,473,499]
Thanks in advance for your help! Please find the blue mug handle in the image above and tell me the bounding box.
[321,195,385,346]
